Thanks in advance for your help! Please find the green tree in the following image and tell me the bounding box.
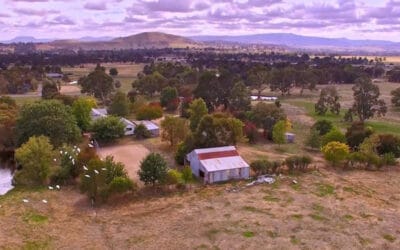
[71,96,97,131]
[133,71,167,97]
[138,153,168,186]
[228,81,251,112]
[80,157,133,204]
[41,81,59,99]
[247,65,270,99]
[90,116,125,143]
[194,114,244,148]
[79,65,114,102]
[322,141,350,167]
[160,86,179,111]
[351,76,387,122]
[108,91,130,117]
[390,87,400,107]
[14,136,55,186]
[109,68,118,77]
[136,104,163,120]
[0,96,18,151]
[16,100,81,147]
[272,120,286,146]
[250,102,286,137]
[312,120,333,136]
[188,98,208,132]
[160,116,189,147]
[315,86,341,115]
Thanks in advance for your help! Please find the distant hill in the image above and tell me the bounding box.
[1,36,54,44]
[190,33,400,52]
[34,32,198,50]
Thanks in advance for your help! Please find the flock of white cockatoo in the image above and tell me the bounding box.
[22,142,96,204]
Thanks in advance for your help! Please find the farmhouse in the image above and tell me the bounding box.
[90,108,135,136]
[132,120,160,137]
[186,146,250,184]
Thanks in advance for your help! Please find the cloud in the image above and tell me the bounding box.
[84,2,107,11]
[13,7,59,16]
[49,15,75,25]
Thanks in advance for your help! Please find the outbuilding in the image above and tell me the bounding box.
[186,146,250,184]
[90,108,135,136]
[132,120,160,137]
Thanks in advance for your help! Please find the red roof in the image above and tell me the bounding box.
[197,150,239,160]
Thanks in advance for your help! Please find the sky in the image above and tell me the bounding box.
[0,0,399,41]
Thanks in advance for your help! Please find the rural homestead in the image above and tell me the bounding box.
[1,0,400,249]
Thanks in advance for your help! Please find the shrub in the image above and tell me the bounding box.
[312,120,333,136]
[381,153,397,166]
[134,123,151,139]
[322,128,346,146]
[306,128,321,149]
[376,134,400,157]
[322,142,350,167]
[346,152,382,169]
[272,120,287,145]
[136,104,163,120]
[90,116,125,143]
[250,159,280,175]
[285,155,313,173]
[108,177,134,194]
[345,122,373,150]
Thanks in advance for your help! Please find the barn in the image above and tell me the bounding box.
[186,146,250,184]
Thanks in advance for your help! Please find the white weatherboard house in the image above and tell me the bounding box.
[186,146,250,184]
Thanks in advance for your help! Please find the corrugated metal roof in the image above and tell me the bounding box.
[198,150,239,160]
[200,156,249,172]
[91,108,108,117]
[120,118,135,127]
[133,120,159,130]
[193,146,236,154]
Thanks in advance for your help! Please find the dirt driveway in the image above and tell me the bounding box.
[98,143,150,183]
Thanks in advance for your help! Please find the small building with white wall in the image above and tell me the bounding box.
[186,146,250,184]
[90,108,135,136]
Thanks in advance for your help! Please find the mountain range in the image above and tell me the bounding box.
[2,32,400,53]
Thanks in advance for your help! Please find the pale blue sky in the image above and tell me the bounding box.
[0,0,399,41]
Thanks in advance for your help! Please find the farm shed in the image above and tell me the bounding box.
[186,146,250,184]
[132,120,160,137]
[90,108,107,120]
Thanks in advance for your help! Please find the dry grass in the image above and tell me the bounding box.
[1,166,399,249]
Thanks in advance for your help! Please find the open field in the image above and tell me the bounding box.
[1,166,399,249]
[98,142,150,183]
[62,63,145,93]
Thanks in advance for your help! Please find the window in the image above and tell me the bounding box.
[199,170,205,178]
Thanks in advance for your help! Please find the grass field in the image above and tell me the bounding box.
[62,63,145,93]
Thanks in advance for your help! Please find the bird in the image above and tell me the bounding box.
[101,168,107,171]
[59,150,63,155]
[84,175,91,178]
[88,143,94,148]
[48,186,54,190]
[22,199,29,203]
[53,158,57,162]
[42,199,48,204]
[77,148,81,153]
[83,166,88,170]
[55,185,60,190]
[94,170,99,174]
